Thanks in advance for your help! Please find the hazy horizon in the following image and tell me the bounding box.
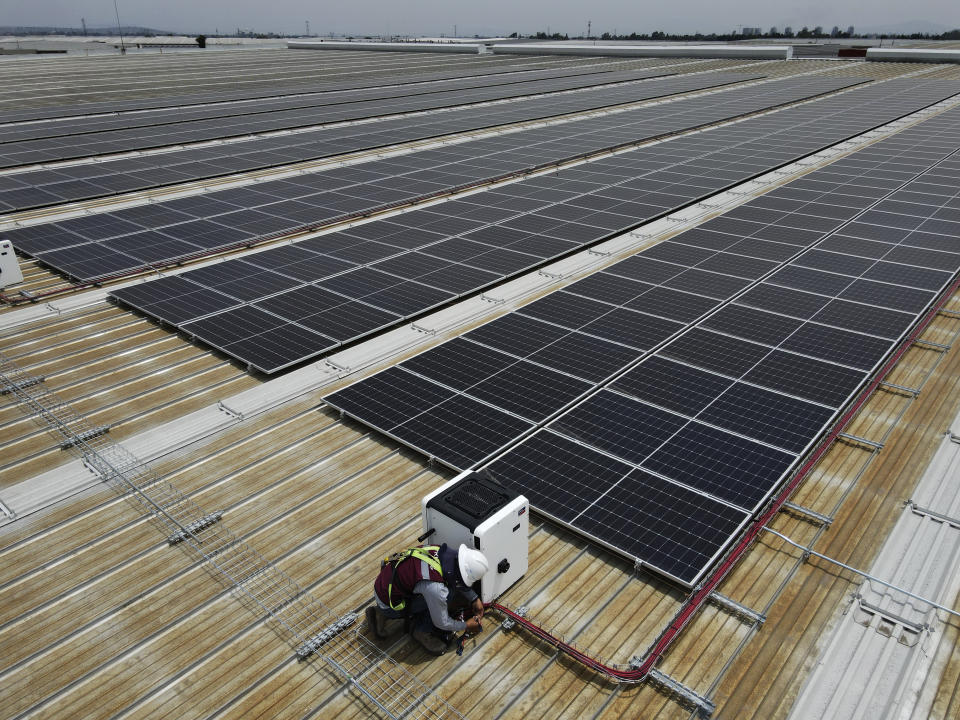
[3,0,958,38]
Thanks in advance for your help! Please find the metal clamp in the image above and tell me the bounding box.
[501,605,528,631]
[168,511,224,544]
[296,612,359,660]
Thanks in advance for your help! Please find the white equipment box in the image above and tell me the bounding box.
[421,469,528,604]
[0,240,23,289]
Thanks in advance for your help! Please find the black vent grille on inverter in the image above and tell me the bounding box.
[446,481,507,518]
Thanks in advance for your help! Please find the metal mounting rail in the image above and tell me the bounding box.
[906,500,960,528]
[781,501,834,526]
[0,349,465,720]
[879,380,921,397]
[708,592,765,625]
[645,668,716,717]
[913,338,952,351]
[837,431,885,450]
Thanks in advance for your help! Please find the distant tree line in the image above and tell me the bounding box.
[0,25,171,36]
[531,27,960,42]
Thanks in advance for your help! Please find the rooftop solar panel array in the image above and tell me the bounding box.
[18,73,854,278]
[324,103,960,586]
[0,54,643,124]
[105,77,960,375]
[0,70,762,213]
[0,67,684,160]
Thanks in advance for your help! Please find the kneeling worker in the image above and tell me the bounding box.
[367,543,489,655]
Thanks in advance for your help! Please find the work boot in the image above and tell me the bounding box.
[411,627,448,656]
[365,606,389,639]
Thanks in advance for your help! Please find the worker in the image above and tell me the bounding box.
[367,542,489,655]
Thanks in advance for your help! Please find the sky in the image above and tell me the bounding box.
[4,0,958,37]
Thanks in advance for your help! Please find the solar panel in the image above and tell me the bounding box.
[26,73,881,280]
[110,78,960,377]
[0,69,761,212]
[325,103,960,585]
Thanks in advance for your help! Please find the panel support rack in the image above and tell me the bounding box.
[0,375,45,395]
[879,380,921,396]
[708,591,766,625]
[906,500,960,528]
[645,667,716,718]
[168,511,224,544]
[837,432,884,450]
[937,308,960,319]
[295,612,359,660]
[59,425,109,449]
[856,595,928,633]
[782,501,834,526]
[912,338,952,352]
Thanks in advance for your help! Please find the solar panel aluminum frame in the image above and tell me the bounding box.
[323,133,960,586]
[485,429,755,588]
[465,263,958,587]
[105,77,960,374]
[327,395,536,475]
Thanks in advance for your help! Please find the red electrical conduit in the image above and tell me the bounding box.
[482,273,960,684]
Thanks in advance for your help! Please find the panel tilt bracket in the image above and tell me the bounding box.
[913,338,951,352]
[708,592,766,625]
[0,375,45,395]
[879,380,921,397]
[906,500,960,528]
[411,323,437,335]
[837,432,884,450]
[217,401,244,421]
[501,605,528,631]
[167,511,224,545]
[60,425,109,450]
[782,501,834,526]
[295,612,359,660]
[646,667,716,718]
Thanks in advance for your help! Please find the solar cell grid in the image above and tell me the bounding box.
[574,469,749,584]
[1,69,765,214]
[701,304,802,346]
[390,395,534,470]
[623,286,719,323]
[580,308,683,350]
[22,73,887,281]
[697,382,833,454]
[642,421,796,510]
[465,313,571,357]
[780,322,892,370]
[527,332,639,383]
[552,390,688,465]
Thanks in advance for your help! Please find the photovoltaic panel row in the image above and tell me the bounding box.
[0,65,645,143]
[0,54,651,124]
[14,73,855,277]
[0,70,758,213]
[325,104,960,585]
[0,68,754,171]
[0,66,682,151]
[107,77,960,374]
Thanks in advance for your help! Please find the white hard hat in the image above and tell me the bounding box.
[457,544,489,586]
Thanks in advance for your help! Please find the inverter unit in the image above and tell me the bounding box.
[0,240,23,289]
[422,469,528,603]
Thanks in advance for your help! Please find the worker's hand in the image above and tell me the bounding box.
[465,617,482,635]
[471,597,484,619]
